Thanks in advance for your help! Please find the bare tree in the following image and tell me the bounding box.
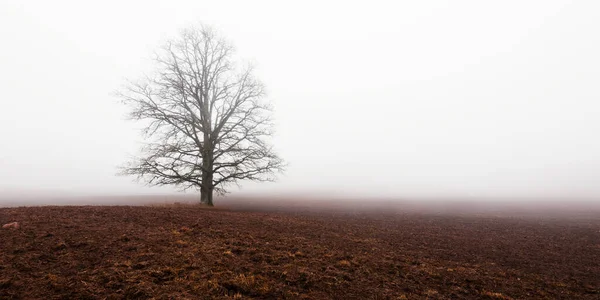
[118,24,284,206]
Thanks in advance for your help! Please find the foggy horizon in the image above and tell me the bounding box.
[2,0,600,203]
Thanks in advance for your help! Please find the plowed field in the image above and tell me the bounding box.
[1,205,599,299]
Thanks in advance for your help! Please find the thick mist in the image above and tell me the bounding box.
[1,1,600,204]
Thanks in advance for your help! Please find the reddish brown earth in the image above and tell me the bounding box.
[1,204,599,299]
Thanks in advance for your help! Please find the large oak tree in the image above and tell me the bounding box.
[118,25,284,206]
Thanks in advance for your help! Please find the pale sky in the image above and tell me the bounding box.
[1,0,599,200]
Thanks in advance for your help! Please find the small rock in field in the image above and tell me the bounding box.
[2,222,19,230]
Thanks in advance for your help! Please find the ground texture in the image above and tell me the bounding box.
[1,205,599,299]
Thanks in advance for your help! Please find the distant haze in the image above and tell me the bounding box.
[1,1,600,202]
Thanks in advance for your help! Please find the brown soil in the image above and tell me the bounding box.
[1,205,599,299]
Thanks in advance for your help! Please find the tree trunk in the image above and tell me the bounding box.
[200,166,214,206]
[200,186,214,206]
[200,142,214,206]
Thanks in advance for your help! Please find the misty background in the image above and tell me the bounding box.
[1,0,599,203]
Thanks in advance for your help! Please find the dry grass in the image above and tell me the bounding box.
[482,290,513,299]
[337,260,351,267]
